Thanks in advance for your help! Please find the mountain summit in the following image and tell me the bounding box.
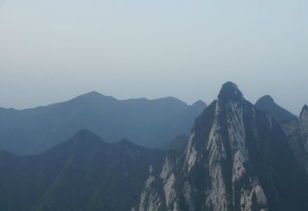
[137,82,308,211]
[218,81,243,102]
[256,95,274,104]
[255,95,297,122]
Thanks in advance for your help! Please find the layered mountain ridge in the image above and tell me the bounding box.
[137,82,308,211]
[1,82,308,211]
[0,92,206,155]
[0,129,165,211]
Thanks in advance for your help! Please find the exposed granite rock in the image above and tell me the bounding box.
[138,82,308,211]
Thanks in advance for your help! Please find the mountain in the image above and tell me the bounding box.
[165,134,188,152]
[137,82,308,211]
[255,95,297,122]
[255,96,308,174]
[0,130,165,211]
[281,105,308,173]
[0,92,206,155]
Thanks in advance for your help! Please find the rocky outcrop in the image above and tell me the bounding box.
[138,82,308,211]
[137,166,165,211]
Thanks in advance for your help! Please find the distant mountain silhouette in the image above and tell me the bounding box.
[255,95,297,122]
[0,130,165,211]
[0,92,206,155]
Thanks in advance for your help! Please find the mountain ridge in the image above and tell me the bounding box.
[137,82,308,211]
[0,91,206,155]
[0,91,206,111]
[0,130,165,211]
[255,95,297,122]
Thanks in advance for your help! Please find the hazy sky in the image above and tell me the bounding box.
[0,0,307,114]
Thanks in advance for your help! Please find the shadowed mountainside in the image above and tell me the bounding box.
[255,95,297,122]
[0,130,165,211]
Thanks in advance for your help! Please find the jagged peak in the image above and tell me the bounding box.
[218,81,243,103]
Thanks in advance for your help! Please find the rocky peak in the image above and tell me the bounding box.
[218,81,243,103]
[137,82,308,211]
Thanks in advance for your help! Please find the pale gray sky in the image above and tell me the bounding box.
[0,0,307,114]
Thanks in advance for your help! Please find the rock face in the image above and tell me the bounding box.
[281,105,308,173]
[137,82,308,211]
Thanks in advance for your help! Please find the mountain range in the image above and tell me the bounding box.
[0,130,164,211]
[0,82,308,211]
[137,82,308,211]
[0,92,206,155]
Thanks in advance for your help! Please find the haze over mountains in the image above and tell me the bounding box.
[0,92,206,155]
[0,82,308,211]
[0,130,165,211]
